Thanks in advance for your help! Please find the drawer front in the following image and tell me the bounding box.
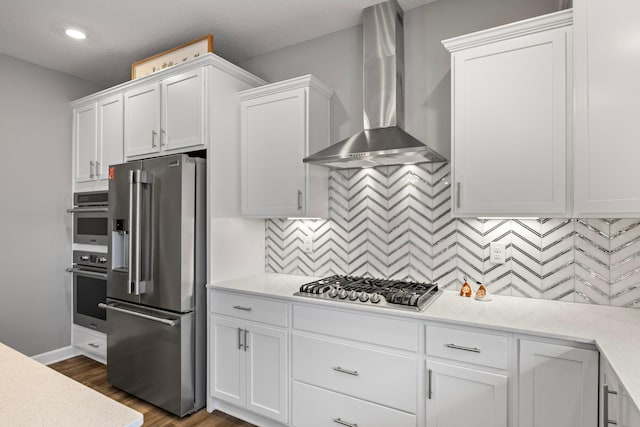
[426,324,508,369]
[293,304,417,351]
[293,381,416,427]
[292,334,417,413]
[74,329,106,359]
[209,290,288,327]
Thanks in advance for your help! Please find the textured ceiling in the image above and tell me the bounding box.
[0,0,436,87]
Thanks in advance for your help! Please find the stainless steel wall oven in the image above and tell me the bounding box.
[68,250,108,332]
[69,191,109,245]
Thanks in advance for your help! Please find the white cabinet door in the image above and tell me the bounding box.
[444,12,571,217]
[241,88,306,217]
[74,102,98,182]
[426,359,507,427]
[161,68,205,152]
[124,81,160,158]
[210,316,245,407]
[574,1,640,216]
[97,94,123,178]
[245,324,288,423]
[519,340,598,427]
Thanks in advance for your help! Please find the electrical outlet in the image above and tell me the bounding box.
[302,236,314,253]
[490,241,506,264]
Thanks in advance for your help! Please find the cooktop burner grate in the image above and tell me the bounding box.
[294,275,441,312]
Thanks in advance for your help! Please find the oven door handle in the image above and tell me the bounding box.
[66,267,107,279]
[66,207,109,213]
[98,303,179,327]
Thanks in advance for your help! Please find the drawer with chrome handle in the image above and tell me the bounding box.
[292,334,417,413]
[426,324,508,369]
[209,290,288,327]
[292,381,416,427]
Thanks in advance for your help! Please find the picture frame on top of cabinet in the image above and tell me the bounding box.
[131,34,213,80]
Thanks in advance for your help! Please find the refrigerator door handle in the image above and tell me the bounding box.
[99,303,179,327]
[128,170,135,294]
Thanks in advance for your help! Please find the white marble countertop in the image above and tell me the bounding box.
[0,342,143,427]
[209,272,640,411]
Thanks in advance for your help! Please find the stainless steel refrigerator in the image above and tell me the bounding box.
[103,153,206,417]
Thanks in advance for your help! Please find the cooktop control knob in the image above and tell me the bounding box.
[328,286,339,298]
[97,257,107,264]
[338,289,348,299]
[358,292,370,302]
[348,290,359,301]
[80,255,90,261]
[370,293,381,304]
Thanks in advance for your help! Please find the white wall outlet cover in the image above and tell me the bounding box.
[490,241,506,264]
[302,236,314,253]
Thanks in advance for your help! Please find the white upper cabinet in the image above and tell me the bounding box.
[443,10,572,217]
[73,93,123,184]
[124,67,205,159]
[239,75,333,218]
[574,1,640,216]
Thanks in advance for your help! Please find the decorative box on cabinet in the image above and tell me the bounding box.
[425,323,509,427]
[239,75,333,218]
[573,1,640,216]
[72,93,123,185]
[124,67,205,159]
[442,10,572,217]
[208,289,288,424]
[519,339,598,427]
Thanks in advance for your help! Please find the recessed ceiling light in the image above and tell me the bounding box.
[65,28,86,40]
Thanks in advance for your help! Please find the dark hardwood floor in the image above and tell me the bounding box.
[49,355,255,427]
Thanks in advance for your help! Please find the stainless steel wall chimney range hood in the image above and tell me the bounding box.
[303,0,446,169]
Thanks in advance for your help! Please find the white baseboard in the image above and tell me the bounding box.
[31,346,80,365]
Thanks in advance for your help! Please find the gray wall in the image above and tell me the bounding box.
[239,0,562,160]
[0,54,102,356]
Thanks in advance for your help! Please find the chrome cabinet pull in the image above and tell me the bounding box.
[160,128,167,146]
[604,384,619,425]
[95,161,101,177]
[446,343,481,353]
[238,328,243,350]
[428,368,433,399]
[333,366,359,376]
[333,418,358,427]
[89,160,96,179]
[151,129,158,147]
[88,343,99,348]
[456,182,461,209]
[244,329,249,351]
[233,305,252,312]
[297,190,303,210]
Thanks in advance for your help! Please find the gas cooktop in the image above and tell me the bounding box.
[294,275,441,312]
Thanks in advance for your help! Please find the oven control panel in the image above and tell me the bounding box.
[73,250,108,268]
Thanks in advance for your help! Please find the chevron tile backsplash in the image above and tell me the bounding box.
[265,164,640,308]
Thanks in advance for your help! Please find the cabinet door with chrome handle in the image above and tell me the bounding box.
[426,359,507,427]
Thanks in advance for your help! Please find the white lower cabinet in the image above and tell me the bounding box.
[208,289,289,424]
[209,316,287,423]
[72,325,106,363]
[425,324,509,427]
[600,357,640,427]
[426,360,507,427]
[291,304,418,427]
[519,339,598,427]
